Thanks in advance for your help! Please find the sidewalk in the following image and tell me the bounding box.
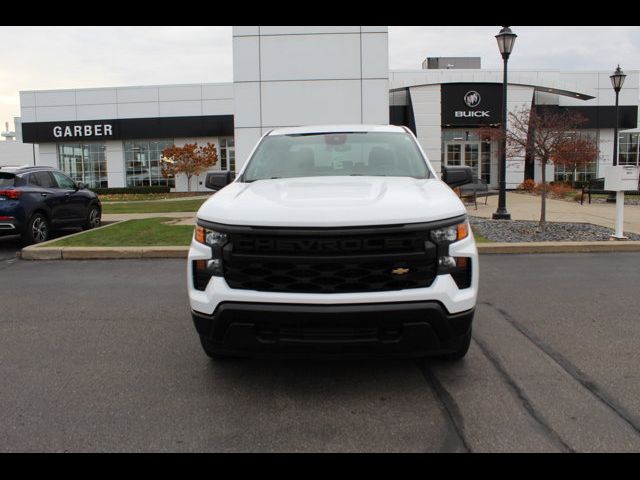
[469,192,640,235]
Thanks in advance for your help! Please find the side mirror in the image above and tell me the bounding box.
[76,182,85,190]
[205,171,234,191]
[442,166,474,188]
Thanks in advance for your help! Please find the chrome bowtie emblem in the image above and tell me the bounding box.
[391,267,410,276]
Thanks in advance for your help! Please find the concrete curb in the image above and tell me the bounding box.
[21,246,189,260]
[477,241,640,254]
[19,241,640,260]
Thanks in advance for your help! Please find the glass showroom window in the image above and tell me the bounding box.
[553,130,598,184]
[57,143,107,188]
[124,140,175,187]
[219,137,235,172]
[618,133,639,166]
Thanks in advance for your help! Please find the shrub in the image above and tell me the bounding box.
[518,179,537,192]
[547,182,575,199]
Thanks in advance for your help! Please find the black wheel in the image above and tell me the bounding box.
[436,329,472,361]
[22,213,50,245]
[84,205,101,230]
[199,335,243,360]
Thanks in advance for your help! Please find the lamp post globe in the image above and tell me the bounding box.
[610,65,626,168]
[496,26,517,58]
[493,26,517,220]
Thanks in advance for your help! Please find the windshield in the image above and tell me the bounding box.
[242,132,430,182]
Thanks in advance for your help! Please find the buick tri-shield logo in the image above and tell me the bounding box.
[464,91,481,108]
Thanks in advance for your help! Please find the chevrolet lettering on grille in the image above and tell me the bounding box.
[236,237,421,253]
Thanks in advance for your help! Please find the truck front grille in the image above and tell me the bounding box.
[223,227,438,294]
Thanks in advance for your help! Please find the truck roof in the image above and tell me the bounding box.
[267,124,408,136]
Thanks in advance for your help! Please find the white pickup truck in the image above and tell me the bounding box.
[188,125,478,360]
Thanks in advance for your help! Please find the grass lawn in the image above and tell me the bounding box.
[101,198,207,214]
[471,231,493,243]
[49,218,194,247]
[100,192,210,202]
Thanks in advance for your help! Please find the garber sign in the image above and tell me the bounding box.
[53,123,114,138]
[441,83,502,126]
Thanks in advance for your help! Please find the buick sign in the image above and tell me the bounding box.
[441,84,501,126]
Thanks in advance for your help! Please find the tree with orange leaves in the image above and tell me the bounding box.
[504,107,597,232]
[161,143,219,192]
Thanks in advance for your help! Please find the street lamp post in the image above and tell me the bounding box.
[609,65,628,238]
[607,65,626,203]
[493,26,517,220]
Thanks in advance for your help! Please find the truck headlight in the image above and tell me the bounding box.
[193,225,228,290]
[430,222,469,244]
[431,222,472,289]
[195,226,228,246]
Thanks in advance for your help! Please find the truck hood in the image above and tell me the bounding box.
[197,176,467,227]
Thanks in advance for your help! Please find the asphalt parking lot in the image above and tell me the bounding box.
[1,252,639,452]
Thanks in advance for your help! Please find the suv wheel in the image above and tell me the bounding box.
[84,206,101,230]
[23,213,50,245]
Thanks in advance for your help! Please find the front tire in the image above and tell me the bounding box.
[84,205,101,230]
[22,213,50,245]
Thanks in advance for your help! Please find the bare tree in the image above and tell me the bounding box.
[506,106,596,232]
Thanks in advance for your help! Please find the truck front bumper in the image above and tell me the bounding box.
[192,301,474,358]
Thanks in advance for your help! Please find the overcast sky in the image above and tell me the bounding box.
[2,26,639,132]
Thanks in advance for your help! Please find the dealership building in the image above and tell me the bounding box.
[13,26,640,191]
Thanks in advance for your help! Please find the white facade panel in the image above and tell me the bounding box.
[234,127,262,170]
[19,92,36,108]
[35,105,77,122]
[20,107,36,122]
[34,90,76,107]
[116,87,159,103]
[362,79,390,124]
[259,34,362,81]
[105,141,125,188]
[599,129,615,166]
[158,85,203,102]
[361,32,389,79]
[260,80,362,127]
[159,100,202,117]
[0,141,37,167]
[232,36,260,82]
[75,89,118,105]
[38,143,58,169]
[233,82,261,128]
[232,26,259,36]
[259,26,361,35]
[233,25,390,167]
[117,102,160,119]
[202,83,234,100]
[77,104,118,120]
[202,99,235,116]
[361,26,388,33]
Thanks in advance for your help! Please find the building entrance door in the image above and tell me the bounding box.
[444,136,495,186]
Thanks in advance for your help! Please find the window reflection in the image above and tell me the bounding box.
[57,143,107,188]
[124,139,175,187]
